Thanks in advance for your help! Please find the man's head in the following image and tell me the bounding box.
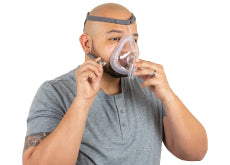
[79,3,139,78]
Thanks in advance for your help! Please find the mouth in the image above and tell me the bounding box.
[119,52,136,69]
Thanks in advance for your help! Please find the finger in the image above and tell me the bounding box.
[134,68,157,77]
[83,59,102,72]
[141,78,159,88]
[133,59,160,70]
[95,57,102,64]
[80,70,97,82]
[87,65,103,83]
[79,63,101,77]
[88,70,97,81]
[92,57,103,69]
[82,60,101,72]
[95,57,104,72]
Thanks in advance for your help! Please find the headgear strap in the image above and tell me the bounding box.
[84,12,136,30]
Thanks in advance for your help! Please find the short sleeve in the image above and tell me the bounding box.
[26,81,65,137]
[162,103,167,117]
[156,97,167,117]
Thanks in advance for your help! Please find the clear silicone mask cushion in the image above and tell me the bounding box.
[110,35,139,79]
[84,12,138,79]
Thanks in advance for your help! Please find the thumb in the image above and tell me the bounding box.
[92,58,103,85]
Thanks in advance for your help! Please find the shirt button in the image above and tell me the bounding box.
[120,109,124,113]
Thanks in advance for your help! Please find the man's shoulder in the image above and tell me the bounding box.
[36,67,78,99]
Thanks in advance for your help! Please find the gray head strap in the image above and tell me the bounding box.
[84,12,136,30]
[86,53,96,59]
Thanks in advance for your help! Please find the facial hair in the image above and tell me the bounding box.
[91,41,127,78]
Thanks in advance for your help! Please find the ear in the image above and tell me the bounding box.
[79,34,92,54]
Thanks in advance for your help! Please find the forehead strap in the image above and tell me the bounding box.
[84,12,136,30]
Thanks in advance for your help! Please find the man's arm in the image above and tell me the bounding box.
[23,59,103,165]
[23,98,92,165]
[162,92,208,160]
[23,132,51,153]
[133,59,208,161]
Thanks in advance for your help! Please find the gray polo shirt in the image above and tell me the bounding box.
[26,67,166,165]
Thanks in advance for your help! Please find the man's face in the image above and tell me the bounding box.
[90,22,139,78]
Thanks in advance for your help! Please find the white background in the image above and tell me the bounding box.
[0,0,229,164]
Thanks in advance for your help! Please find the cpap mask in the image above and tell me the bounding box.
[84,12,139,79]
[110,35,138,79]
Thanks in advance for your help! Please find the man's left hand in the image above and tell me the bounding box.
[133,59,173,102]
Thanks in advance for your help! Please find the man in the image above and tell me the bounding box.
[23,3,208,165]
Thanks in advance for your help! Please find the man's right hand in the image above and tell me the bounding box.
[75,58,103,102]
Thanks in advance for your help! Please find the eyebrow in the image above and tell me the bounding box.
[107,30,139,37]
[107,30,124,34]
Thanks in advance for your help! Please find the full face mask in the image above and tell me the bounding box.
[110,35,138,79]
[84,12,139,79]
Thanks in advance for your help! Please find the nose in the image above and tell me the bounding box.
[120,41,136,54]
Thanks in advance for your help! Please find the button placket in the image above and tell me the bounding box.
[115,94,129,139]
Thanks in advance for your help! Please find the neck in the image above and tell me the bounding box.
[100,72,122,95]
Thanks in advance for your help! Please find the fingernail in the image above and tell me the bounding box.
[96,57,101,62]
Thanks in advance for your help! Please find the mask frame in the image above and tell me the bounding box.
[109,35,138,79]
